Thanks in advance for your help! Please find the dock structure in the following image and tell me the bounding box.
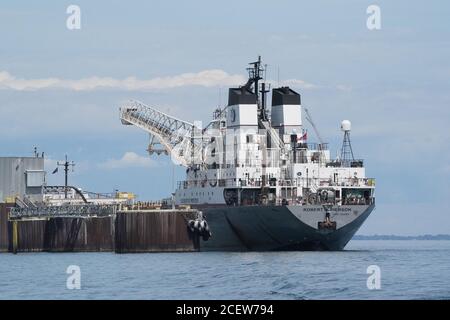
[0,203,12,252]
[115,209,200,253]
[9,216,114,253]
[0,203,201,254]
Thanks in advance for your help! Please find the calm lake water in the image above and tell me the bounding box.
[0,240,449,300]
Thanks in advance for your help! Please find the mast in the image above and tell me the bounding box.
[244,56,270,122]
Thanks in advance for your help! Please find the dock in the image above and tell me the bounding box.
[0,203,201,254]
[115,209,199,253]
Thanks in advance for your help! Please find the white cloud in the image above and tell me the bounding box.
[101,152,158,169]
[0,70,318,92]
[0,70,247,91]
[280,79,318,90]
[264,78,318,90]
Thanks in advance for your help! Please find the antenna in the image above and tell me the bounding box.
[277,66,280,87]
[245,55,264,101]
[259,61,270,121]
[57,155,75,199]
[244,56,269,120]
[340,120,355,167]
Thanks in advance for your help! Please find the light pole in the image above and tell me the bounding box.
[57,155,75,199]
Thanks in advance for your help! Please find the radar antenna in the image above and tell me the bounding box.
[340,120,355,167]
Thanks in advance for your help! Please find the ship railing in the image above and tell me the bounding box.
[325,159,364,168]
[341,197,376,206]
[286,177,375,188]
[300,143,329,151]
[177,178,267,189]
[176,177,375,189]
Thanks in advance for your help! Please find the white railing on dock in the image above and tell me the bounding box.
[9,204,117,219]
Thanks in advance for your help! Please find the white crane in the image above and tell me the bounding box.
[303,106,327,167]
[303,106,325,146]
[120,100,204,167]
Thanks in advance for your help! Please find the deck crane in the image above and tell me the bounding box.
[303,106,325,147]
[303,106,327,164]
[120,100,204,167]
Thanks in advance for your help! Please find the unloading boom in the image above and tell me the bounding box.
[120,100,203,167]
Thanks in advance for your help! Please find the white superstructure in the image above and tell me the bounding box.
[120,57,375,210]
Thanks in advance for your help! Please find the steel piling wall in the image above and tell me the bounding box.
[7,217,113,252]
[0,204,13,252]
[0,205,199,253]
[115,210,199,253]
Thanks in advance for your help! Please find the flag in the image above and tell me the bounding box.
[297,131,307,143]
[52,167,58,174]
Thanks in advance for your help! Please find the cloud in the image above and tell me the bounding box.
[279,79,318,90]
[100,152,158,169]
[0,70,247,91]
[264,78,318,90]
[0,70,318,92]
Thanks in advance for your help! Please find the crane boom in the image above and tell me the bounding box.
[304,107,324,145]
[120,100,203,167]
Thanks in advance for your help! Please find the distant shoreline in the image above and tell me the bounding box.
[353,234,450,240]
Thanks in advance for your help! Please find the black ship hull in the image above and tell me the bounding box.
[197,204,375,251]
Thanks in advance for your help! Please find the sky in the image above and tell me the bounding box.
[0,1,449,235]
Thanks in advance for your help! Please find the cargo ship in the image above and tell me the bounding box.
[120,57,375,251]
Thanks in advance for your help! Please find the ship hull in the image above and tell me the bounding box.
[197,204,375,251]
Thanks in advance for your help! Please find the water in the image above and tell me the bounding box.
[0,240,449,300]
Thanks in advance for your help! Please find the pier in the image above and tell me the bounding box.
[0,203,201,254]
